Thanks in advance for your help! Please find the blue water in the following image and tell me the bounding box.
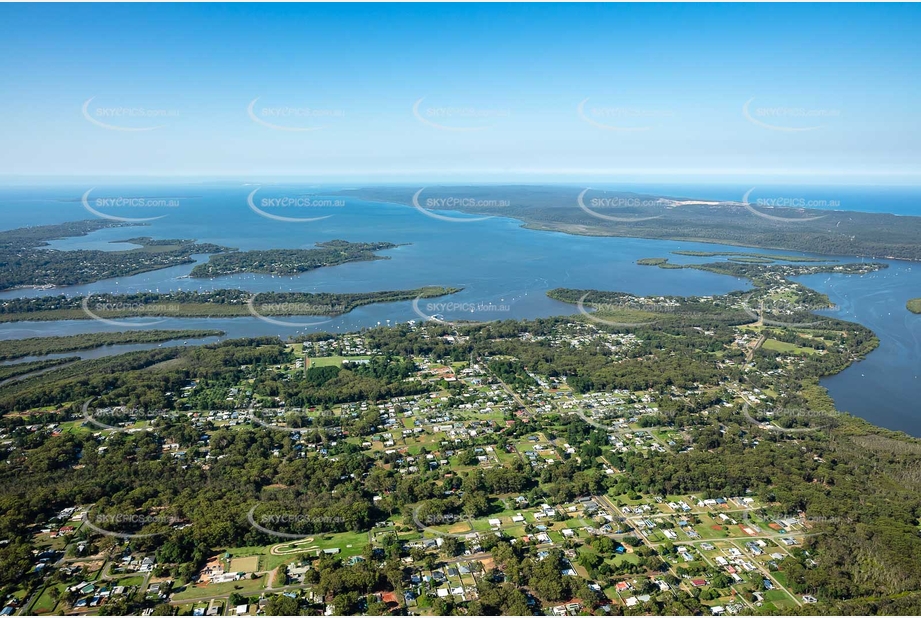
[1,183,920,436]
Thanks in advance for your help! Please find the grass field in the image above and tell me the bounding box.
[763,589,796,606]
[762,339,818,355]
[31,583,65,614]
[229,555,259,573]
[171,575,266,601]
[111,575,145,587]
[223,545,292,572]
[307,355,372,368]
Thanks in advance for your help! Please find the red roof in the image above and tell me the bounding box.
[381,592,399,605]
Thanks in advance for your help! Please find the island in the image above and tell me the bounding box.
[0,287,460,322]
[908,298,921,314]
[0,220,233,291]
[0,329,223,362]
[189,240,400,278]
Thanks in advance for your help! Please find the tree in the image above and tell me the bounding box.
[441,537,461,558]
[265,594,299,616]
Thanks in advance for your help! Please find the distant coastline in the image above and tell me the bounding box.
[338,185,921,262]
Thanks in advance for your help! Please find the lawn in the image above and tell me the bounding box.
[762,339,817,355]
[111,575,145,587]
[31,583,65,614]
[269,530,369,560]
[171,574,267,601]
[224,544,301,572]
[764,589,796,607]
[307,355,372,368]
[229,555,260,573]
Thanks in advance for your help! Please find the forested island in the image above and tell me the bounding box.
[338,185,921,261]
[0,221,405,291]
[0,357,80,382]
[0,220,232,291]
[189,240,401,278]
[671,250,832,263]
[0,330,223,362]
[0,287,459,322]
[0,219,132,251]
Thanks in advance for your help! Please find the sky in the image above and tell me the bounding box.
[0,3,919,184]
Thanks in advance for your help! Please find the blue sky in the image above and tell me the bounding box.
[1,3,919,184]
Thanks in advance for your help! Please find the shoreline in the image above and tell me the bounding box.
[346,190,921,264]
